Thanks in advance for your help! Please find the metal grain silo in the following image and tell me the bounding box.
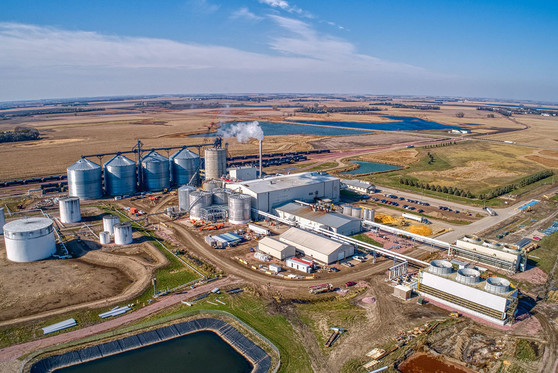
[4,217,56,262]
[141,151,170,192]
[204,148,227,180]
[104,154,137,196]
[178,185,196,212]
[67,158,102,200]
[103,215,120,235]
[228,194,252,224]
[59,197,81,223]
[170,148,201,186]
[114,222,133,245]
[189,191,212,220]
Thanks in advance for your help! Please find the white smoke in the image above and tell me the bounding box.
[217,121,264,143]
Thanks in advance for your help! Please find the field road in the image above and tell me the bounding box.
[0,277,239,364]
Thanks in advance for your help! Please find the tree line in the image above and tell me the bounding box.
[0,126,40,143]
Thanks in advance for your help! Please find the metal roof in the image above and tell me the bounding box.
[259,236,293,252]
[227,172,338,194]
[171,148,199,160]
[104,154,135,167]
[67,158,100,171]
[279,227,349,256]
[275,202,359,229]
[341,179,375,189]
[3,217,53,232]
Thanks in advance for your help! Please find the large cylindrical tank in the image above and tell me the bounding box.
[4,217,56,262]
[59,197,81,223]
[212,188,229,205]
[67,158,102,200]
[0,207,4,235]
[104,154,137,196]
[228,194,252,224]
[351,206,362,218]
[485,277,510,294]
[178,185,196,212]
[141,151,170,192]
[203,180,222,192]
[342,205,353,216]
[99,231,111,244]
[170,148,201,186]
[189,191,212,220]
[428,260,453,276]
[456,268,480,285]
[204,148,227,180]
[114,222,133,245]
[103,215,120,235]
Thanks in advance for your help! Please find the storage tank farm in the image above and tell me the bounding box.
[104,154,137,196]
[170,148,200,186]
[67,158,103,200]
[3,217,56,262]
[59,197,81,224]
[141,151,170,192]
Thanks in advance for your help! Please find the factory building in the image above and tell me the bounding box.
[258,237,296,260]
[417,260,518,325]
[453,235,527,272]
[341,179,376,194]
[274,202,362,236]
[286,257,313,273]
[278,227,354,264]
[225,172,340,214]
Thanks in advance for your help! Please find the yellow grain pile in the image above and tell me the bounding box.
[376,214,398,225]
[407,225,432,236]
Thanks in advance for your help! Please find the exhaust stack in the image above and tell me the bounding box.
[259,140,263,178]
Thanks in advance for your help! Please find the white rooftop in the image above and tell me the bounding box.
[227,172,338,194]
[3,217,53,232]
[259,236,293,251]
[342,179,375,188]
[275,202,360,228]
[279,227,347,256]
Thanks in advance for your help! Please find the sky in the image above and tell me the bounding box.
[1,0,557,102]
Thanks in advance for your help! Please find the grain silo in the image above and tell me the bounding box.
[178,185,196,212]
[204,147,227,180]
[114,222,133,245]
[228,194,252,224]
[59,197,81,223]
[0,207,4,235]
[104,154,137,196]
[141,151,170,192]
[67,158,103,200]
[103,215,120,235]
[3,217,56,262]
[170,148,201,186]
[189,191,212,220]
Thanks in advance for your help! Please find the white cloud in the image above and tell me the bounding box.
[258,0,313,18]
[231,7,263,21]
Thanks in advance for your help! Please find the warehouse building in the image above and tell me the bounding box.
[341,179,376,194]
[417,260,518,325]
[452,235,527,272]
[257,237,296,260]
[278,227,354,264]
[225,172,340,214]
[274,202,362,236]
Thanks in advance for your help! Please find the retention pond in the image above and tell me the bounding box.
[342,160,402,175]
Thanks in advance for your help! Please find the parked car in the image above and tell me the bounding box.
[345,281,357,287]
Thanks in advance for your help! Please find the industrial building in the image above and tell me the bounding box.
[225,172,340,214]
[278,227,354,264]
[257,237,296,260]
[229,166,258,181]
[286,257,313,273]
[417,260,518,325]
[341,179,376,194]
[274,202,362,236]
[453,235,526,272]
[3,217,57,262]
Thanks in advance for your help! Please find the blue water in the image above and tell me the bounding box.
[518,200,539,211]
[288,116,463,131]
[191,121,370,137]
[342,161,402,175]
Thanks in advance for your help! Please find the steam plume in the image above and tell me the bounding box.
[217,121,264,143]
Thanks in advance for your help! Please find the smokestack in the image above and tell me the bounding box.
[259,140,263,178]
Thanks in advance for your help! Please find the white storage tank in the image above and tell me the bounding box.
[204,148,227,180]
[103,215,120,235]
[189,191,212,220]
[99,231,111,244]
[428,260,453,276]
[67,158,103,200]
[351,206,362,218]
[170,147,201,186]
[59,197,81,223]
[178,185,196,212]
[342,205,353,216]
[228,194,251,225]
[141,151,170,192]
[4,217,56,262]
[212,188,229,205]
[104,154,137,196]
[0,207,4,235]
[114,222,133,245]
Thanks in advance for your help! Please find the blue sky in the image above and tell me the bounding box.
[1,0,557,101]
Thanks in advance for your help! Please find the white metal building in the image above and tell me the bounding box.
[225,172,340,214]
[286,257,313,273]
[257,237,296,260]
[278,227,354,264]
[274,202,362,236]
[417,260,518,325]
[454,235,526,272]
[229,166,258,181]
[341,179,376,194]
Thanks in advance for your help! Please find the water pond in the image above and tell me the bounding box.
[289,116,463,131]
[192,121,371,137]
[342,160,402,175]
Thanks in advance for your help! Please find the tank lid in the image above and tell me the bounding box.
[171,148,199,160]
[114,221,131,228]
[103,215,120,221]
[59,197,80,202]
[104,154,136,167]
[3,217,53,232]
[67,157,100,171]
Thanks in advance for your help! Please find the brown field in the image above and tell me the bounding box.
[357,148,420,166]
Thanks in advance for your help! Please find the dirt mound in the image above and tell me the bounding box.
[407,225,432,236]
[376,214,398,224]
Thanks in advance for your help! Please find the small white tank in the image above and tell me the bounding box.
[103,215,120,235]
[114,222,133,245]
[99,231,111,244]
[0,207,5,235]
[59,197,81,223]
